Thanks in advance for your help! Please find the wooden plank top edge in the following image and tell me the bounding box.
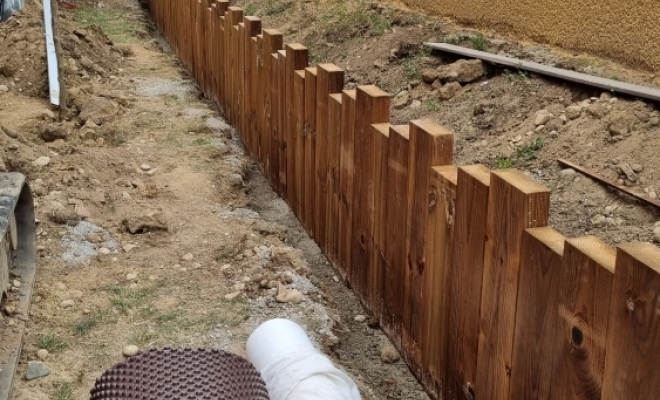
[342,89,357,99]
[294,70,306,78]
[424,43,660,103]
[526,226,565,255]
[459,164,491,186]
[434,165,458,185]
[567,236,616,273]
[389,125,410,140]
[305,67,318,75]
[245,15,260,22]
[357,85,391,98]
[618,242,660,273]
[410,119,454,137]
[493,169,550,195]
[330,93,343,102]
[318,63,344,72]
[263,29,283,36]
[277,50,286,56]
[372,123,391,136]
[286,43,308,51]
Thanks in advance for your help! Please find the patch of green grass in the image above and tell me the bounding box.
[53,382,73,400]
[244,4,258,16]
[75,7,140,43]
[76,370,85,384]
[192,137,212,146]
[318,4,391,43]
[471,34,488,51]
[73,315,100,335]
[495,137,544,168]
[426,99,440,112]
[38,333,68,352]
[503,68,529,81]
[495,156,515,169]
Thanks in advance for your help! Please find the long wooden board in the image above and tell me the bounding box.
[303,67,318,236]
[326,93,343,265]
[285,44,309,208]
[337,90,357,280]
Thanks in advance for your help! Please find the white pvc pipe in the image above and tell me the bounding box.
[43,0,60,106]
[246,319,362,400]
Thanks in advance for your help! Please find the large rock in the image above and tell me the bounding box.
[26,361,51,380]
[438,82,462,100]
[78,97,119,126]
[122,212,168,234]
[534,110,553,126]
[40,124,69,142]
[437,59,487,84]
[565,105,583,120]
[421,69,439,84]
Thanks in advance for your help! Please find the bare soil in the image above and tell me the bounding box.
[1,0,659,399]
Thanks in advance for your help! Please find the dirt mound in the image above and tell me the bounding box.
[0,0,124,99]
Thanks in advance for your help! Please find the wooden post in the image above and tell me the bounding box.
[204,4,213,99]
[337,90,357,280]
[551,236,615,400]
[382,124,410,349]
[350,86,390,307]
[602,243,660,400]
[215,1,230,111]
[269,52,281,192]
[255,34,264,167]
[445,164,490,400]
[422,165,457,398]
[370,122,390,319]
[509,227,565,400]
[476,170,550,400]
[277,50,287,196]
[243,17,261,153]
[224,8,242,124]
[403,119,454,379]
[293,70,306,220]
[261,30,283,183]
[303,67,318,235]
[315,64,344,248]
[285,44,309,208]
[326,93,343,265]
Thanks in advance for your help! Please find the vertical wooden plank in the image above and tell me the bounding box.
[475,170,551,400]
[337,90,356,279]
[350,86,390,308]
[445,164,491,400]
[315,64,345,248]
[293,70,306,222]
[422,165,458,398]
[509,227,565,400]
[262,30,283,184]
[382,124,410,350]
[370,122,390,320]
[269,52,281,192]
[247,35,259,157]
[402,120,454,377]
[602,243,660,400]
[303,67,318,236]
[224,8,242,125]
[255,34,264,167]
[326,93,343,265]
[215,1,230,110]
[285,44,309,209]
[551,236,615,400]
[243,17,261,154]
[204,3,213,98]
[277,50,287,196]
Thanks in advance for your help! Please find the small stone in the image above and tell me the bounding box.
[559,114,568,123]
[276,289,304,304]
[421,69,439,84]
[225,291,242,300]
[70,290,83,299]
[565,105,582,120]
[232,282,246,292]
[55,282,67,290]
[123,244,137,253]
[535,125,545,132]
[438,82,462,100]
[83,308,91,314]
[122,345,139,357]
[181,253,194,261]
[122,192,131,200]
[410,100,422,109]
[619,164,638,182]
[549,131,559,138]
[631,164,644,173]
[380,344,400,364]
[140,164,151,171]
[59,299,75,309]
[650,117,660,127]
[41,110,55,120]
[37,349,49,360]
[332,275,340,283]
[653,227,660,236]
[32,157,51,167]
[149,275,158,281]
[12,279,20,288]
[98,247,111,255]
[650,192,658,199]
[654,235,660,244]
[534,110,553,126]
[591,214,607,227]
[512,135,522,143]
[0,85,8,92]
[3,303,17,315]
[354,315,367,323]
[126,273,138,281]
[221,264,232,271]
[560,168,576,177]
[26,361,51,380]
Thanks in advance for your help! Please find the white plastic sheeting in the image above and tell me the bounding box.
[43,0,60,106]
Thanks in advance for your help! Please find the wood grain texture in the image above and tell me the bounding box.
[255,35,264,168]
[247,32,260,158]
[236,23,244,133]
[476,169,550,400]
[204,6,212,98]
[293,70,306,221]
[262,30,283,184]
[370,122,390,320]
[382,124,410,350]
[446,164,491,400]
[315,64,345,249]
[277,50,287,196]
[303,67,318,236]
[337,90,357,280]
[350,86,390,308]
[602,243,660,400]
[326,93,343,266]
[269,51,281,193]
[403,119,454,377]
[285,44,308,208]
[422,165,457,399]
[510,227,565,400]
[551,236,615,400]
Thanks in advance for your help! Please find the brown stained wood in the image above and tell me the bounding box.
[244,17,261,156]
[314,64,345,249]
[370,123,390,320]
[204,6,213,99]
[261,31,283,183]
[194,0,203,84]
[225,8,242,124]
[303,67,318,236]
[216,2,230,111]
[551,236,615,400]
[476,169,550,400]
[326,93,343,265]
[602,243,660,400]
[350,86,390,308]
[382,124,410,350]
[403,120,454,377]
[277,50,287,196]
[236,23,245,138]
[338,90,357,279]
[269,52,281,193]
[293,70,306,220]
[422,165,458,399]
[509,227,565,400]
[285,44,309,208]
[446,164,490,400]
[255,35,264,168]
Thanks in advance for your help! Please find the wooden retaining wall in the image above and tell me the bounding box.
[143,1,660,399]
